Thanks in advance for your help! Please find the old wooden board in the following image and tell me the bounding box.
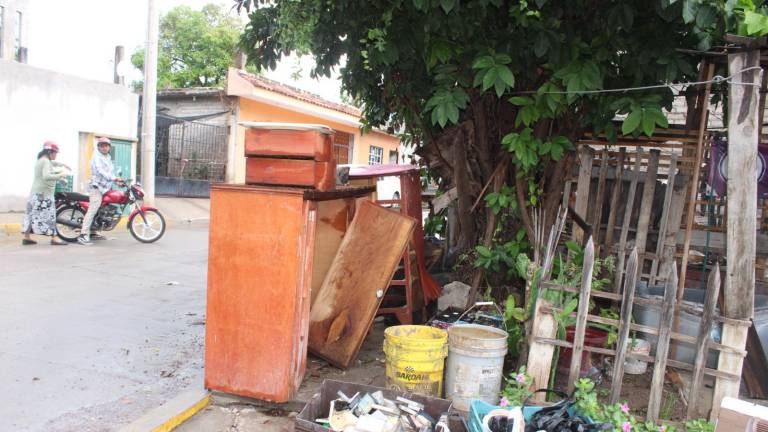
[634,149,661,276]
[609,247,639,404]
[568,237,595,393]
[310,199,354,305]
[604,147,626,255]
[646,265,678,423]
[527,298,558,400]
[614,148,642,293]
[573,147,595,244]
[309,200,416,369]
[591,150,609,249]
[687,265,721,419]
[650,154,678,285]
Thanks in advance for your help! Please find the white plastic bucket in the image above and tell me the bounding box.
[445,324,508,412]
[625,339,651,375]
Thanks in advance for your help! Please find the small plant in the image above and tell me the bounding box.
[503,294,527,358]
[591,307,620,348]
[499,366,533,407]
[572,378,715,432]
[424,208,447,238]
[684,419,714,432]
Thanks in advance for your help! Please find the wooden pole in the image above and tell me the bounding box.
[567,237,595,393]
[678,62,715,299]
[591,150,610,250]
[609,247,639,404]
[650,154,678,286]
[573,147,595,244]
[614,148,642,293]
[711,50,761,422]
[647,264,678,423]
[604,147,626,255]
[687,264,721,419]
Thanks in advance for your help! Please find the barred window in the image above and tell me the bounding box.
[368,145,383,165]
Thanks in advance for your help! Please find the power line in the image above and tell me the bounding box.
[510,66,764,96]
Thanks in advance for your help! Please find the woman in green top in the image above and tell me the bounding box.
[21,142,71,246]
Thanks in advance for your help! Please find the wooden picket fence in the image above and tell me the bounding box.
[526,237,751,423]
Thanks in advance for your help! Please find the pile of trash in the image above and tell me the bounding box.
[314,390,452,432]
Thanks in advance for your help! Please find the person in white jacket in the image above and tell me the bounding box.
[77,137,123,245]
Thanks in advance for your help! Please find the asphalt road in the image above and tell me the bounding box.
[0,225,209,432]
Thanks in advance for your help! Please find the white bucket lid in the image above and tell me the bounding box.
[238,121,335,135]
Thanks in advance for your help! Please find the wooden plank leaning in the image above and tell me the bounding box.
[646,264,679,423]
[567,237,595,393]
[609,247,639,404]
[634,149,661,281]
[614,147,643,293]
[604,147,626,256]
[573,147,595,244]
[591,150,610,250]
[687,264,721,419]
[650,153,678,286]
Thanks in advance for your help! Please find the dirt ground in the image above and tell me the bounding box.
[177,319,390,431]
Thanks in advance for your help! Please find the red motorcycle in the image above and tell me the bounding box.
[55,180,166,243]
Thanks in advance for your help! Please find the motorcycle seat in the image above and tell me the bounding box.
[56,191,89,202]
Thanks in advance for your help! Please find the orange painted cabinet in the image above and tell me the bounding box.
[204,184,372,402]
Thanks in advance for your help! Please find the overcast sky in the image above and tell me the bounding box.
[26,0,344,102]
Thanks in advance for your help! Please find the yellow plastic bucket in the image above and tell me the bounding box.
[383,325,448,397]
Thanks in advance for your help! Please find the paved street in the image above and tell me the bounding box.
[0,225,209,432]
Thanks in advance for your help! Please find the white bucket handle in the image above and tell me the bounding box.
[457,302,508,331]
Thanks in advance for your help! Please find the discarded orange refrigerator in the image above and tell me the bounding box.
[204,183,372,402]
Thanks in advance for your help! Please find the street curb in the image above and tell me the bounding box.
[118,389,210,432]
[0,218,209,237]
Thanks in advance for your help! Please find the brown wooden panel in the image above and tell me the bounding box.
[244,127,333,161]
[204,186,313,402]
[245,157,335,191]
[309,201,416,368]
[311,199,354,305]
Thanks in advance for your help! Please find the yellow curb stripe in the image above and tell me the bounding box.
[152,394,210,432]
[0,223,22,235]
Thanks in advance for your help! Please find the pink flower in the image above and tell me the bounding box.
[515,373,526,383]
[622,421,632,432]
[499,397,509,407]
[659,427,666,432]
[620,403,630,414]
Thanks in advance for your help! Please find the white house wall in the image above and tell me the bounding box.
[0,60,139,211]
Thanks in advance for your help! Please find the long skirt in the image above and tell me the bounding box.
[21,193,57,236]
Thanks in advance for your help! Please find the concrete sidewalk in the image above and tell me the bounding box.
[0,196,210,236]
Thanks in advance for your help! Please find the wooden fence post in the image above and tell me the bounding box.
[610,247,639,404]
[573,147,595,244]
[687,265,721,419]
[711,49,760,422]
[647,264,678,423]
[604,147,626,255]
[614,148,642,293]
[568,237,595,393]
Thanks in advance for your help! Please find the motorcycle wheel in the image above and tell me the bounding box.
[128,209,166,243]
[56,205,84,242]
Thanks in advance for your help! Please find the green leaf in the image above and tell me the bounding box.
[476,245,492,257]
[482,68,497,92]
[413,0,425,10]
[682,0,696,24]
[621,110,642,135]
[497,65,515,88]
[744,11,768,36]
[472,55,494,70]
[510,96,533,106]
[642,110,656,137]
[550,143,564,161]
[565,240,581,254]
[440,0,456,13]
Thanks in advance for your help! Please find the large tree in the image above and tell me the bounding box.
[236,0,768,288]
[132,3,244,89]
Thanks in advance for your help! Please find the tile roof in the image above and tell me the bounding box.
[236,70,362,118]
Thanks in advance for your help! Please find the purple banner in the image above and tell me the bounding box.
[706,134,768,198]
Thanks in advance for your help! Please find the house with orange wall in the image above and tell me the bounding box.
[225,67,401,184]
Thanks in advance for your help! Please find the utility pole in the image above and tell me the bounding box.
[711,46,761,421]
[141,0,158,204]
